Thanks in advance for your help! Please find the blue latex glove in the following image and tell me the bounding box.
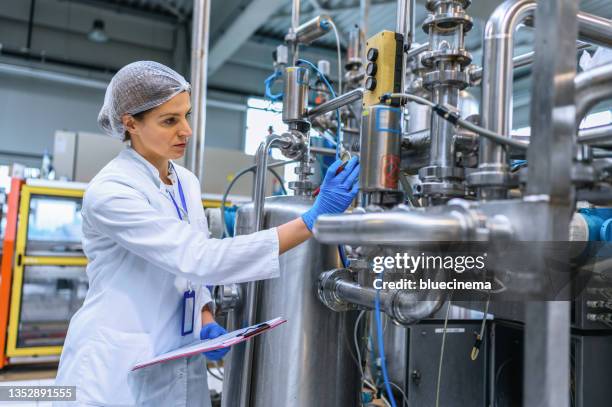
[200,322,230,361]
[302,156,360,231]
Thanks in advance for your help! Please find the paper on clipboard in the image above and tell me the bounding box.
[132,317,286,371]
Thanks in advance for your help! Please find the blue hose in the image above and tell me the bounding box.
[265,70,283,102]
[375,289,397,407]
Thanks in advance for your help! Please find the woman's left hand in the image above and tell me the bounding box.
[200,322,230,361]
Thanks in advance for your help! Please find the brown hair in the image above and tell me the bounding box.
[123,109,151,142]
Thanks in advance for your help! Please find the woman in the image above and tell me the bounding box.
[53,61,359,406]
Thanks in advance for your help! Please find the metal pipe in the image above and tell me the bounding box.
[577,11,612,48]
[319,270,444,325]
[396,0,414,47]
[291,0,301,32]
[430,85,460,168]
[239,134,292,407]
[474,0,536,198]
[396,0,414,100]
[307,88,364,119]
[575,63,612,122]
[187,0,211,182]
[310,146,337,156]
[313,208,470,245]
[360,0,370,45]
[406,42,429,59]
[577,123,612,145]
[468,42,590,83]
[525,10,612,47]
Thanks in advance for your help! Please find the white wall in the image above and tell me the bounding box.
[0,74,102,166]
[0,72,248,167]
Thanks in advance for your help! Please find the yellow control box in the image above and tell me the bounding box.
[363,30,404,108]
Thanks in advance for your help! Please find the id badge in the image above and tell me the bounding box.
[181,290,195,336]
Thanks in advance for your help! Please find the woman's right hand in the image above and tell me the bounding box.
[301,156,360,231]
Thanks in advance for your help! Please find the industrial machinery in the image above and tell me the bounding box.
[195,0,612,405]
[0,179,88,368]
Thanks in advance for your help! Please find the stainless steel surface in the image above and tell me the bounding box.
[295,15,331,45]
[577,123,612,145]
[360,104,402,192]
[406,42,429,59]
[396,0,415,95]
[470,0,536,198]
[222,196,360,407]
[417,0,472,199]
[307,88,363,119]
[313,206,472,244]
[282,66,310,125]
[468,42,591,83]
[575,63,612,122]
[238,134,293,407]
[318,269,444,325]
[576,11,612,47]
[291,0,300,34]
[395,0,413,46]
[186,0,210,181]
[430,86,460,169]
[523,0,577,405]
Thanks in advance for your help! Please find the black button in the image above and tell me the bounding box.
[365,77,377,91]
[366,62,377,76]
[367,48,378,62]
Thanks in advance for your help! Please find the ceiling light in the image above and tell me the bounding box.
[88,19,108,43]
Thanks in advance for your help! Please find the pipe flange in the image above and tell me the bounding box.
[421,49,473,68]
[317,269,357,312]
[426,0,471,12]
[466,170,518,188]
[422,12,473,33]
[289,180,315,192]
[419,165,465,181]
[213,284,243,313]
[416,180,467,198]
[280,130,307,159]
[422,70,470,90]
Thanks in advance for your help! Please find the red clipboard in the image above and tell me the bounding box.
[132,317,286,371]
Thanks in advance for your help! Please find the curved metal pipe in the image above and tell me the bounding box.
[575,63,612,123]
[476,0,536,197]
[313,207,471,245]
[241,134,292,407]
[319,270,444,325]
[577,11,612,48]
[577,123,612,145]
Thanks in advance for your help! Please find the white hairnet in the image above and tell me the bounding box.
[98,61,191,140]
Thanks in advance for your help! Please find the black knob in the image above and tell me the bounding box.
[365,76,377,91]
[366,62,377,76]
[366,47,378,62]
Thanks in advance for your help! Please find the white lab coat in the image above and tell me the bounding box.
[54,147,280,406]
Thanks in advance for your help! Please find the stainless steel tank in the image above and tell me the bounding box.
[222,195,361,407]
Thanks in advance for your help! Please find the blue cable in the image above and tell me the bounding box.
[264,70,283,102]
[339,245,349,268]
[375,289,397,407]
[296,59,342,160]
